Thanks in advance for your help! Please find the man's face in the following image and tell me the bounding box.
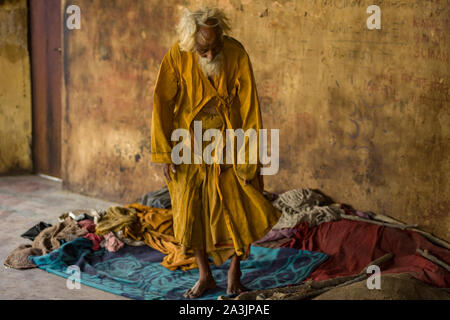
[195,25,223,62]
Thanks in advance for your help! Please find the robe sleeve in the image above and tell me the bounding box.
[151,47,179,163]
[235,50,263,182]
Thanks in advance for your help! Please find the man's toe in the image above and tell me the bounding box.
[183,288,192,298]
[227,284,247,295]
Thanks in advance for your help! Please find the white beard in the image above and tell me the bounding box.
[197,51,224,78]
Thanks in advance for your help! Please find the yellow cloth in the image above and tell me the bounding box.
[151,36,281,266]
[96,204,198,271]
[95,206,138,237]
[123,204,197,271]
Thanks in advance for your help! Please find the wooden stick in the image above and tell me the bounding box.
[372,214,450,250]
[417,248,450,272]
[341,214,450,250]
[341,214,417,230]
[372,213,411,225]
[309,252,394,289]
[359,253,394,274]
[410,229,450,251]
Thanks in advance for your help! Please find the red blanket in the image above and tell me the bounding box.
[282,220,450,287]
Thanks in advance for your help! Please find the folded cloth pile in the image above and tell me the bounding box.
[78,219,96,233]
[4,218,88,269]
[113,229,146,247]
[282,220,450,288]
[95,203,197,271]
[136,186,172,209]
[270,188,343,229]
[58,208,107,225]
[102,232,125,252]
[20,222,52,241]
[4,208,123,269]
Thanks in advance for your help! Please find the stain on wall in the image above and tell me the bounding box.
[0,0,32,174]
[62,0,449,241]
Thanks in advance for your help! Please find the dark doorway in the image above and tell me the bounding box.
[29,0,62,178]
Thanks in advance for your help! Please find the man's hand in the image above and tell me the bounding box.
[163,163,177,182]
[242,172,264,191]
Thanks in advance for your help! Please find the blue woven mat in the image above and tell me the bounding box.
[30,238,327,300]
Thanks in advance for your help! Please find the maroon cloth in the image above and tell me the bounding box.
[282,220,450,288]
[83,233,102,251]
[78,219,96,233]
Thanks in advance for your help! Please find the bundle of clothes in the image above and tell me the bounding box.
[4,186,450,293]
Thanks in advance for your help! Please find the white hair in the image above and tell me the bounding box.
[197,51,224,77]
[176,7,231,52]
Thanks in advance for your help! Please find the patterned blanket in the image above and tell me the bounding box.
[30,238,327,300]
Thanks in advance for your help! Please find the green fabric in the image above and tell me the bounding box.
[95,206,137,236]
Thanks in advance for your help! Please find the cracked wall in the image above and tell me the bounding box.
[62,0,449,240]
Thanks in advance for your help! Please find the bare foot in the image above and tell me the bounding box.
[227,279,248,295]
[183,276,217,299]
[227,270,248,295]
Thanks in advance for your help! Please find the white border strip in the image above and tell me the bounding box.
[38,173,62,182]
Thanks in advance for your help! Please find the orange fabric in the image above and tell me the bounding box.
[123,203,197,271]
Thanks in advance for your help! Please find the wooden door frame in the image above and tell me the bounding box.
[29,0,62,178]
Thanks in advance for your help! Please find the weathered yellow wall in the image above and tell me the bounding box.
[62,0,449,240]
[0,0,32,174]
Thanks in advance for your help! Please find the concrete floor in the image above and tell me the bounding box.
[0,174,130,299]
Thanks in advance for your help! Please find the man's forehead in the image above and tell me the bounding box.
[196,26,220,47]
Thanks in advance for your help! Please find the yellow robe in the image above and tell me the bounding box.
[151,36,281,266]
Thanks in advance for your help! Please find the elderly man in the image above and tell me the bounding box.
[151,7,280,298]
